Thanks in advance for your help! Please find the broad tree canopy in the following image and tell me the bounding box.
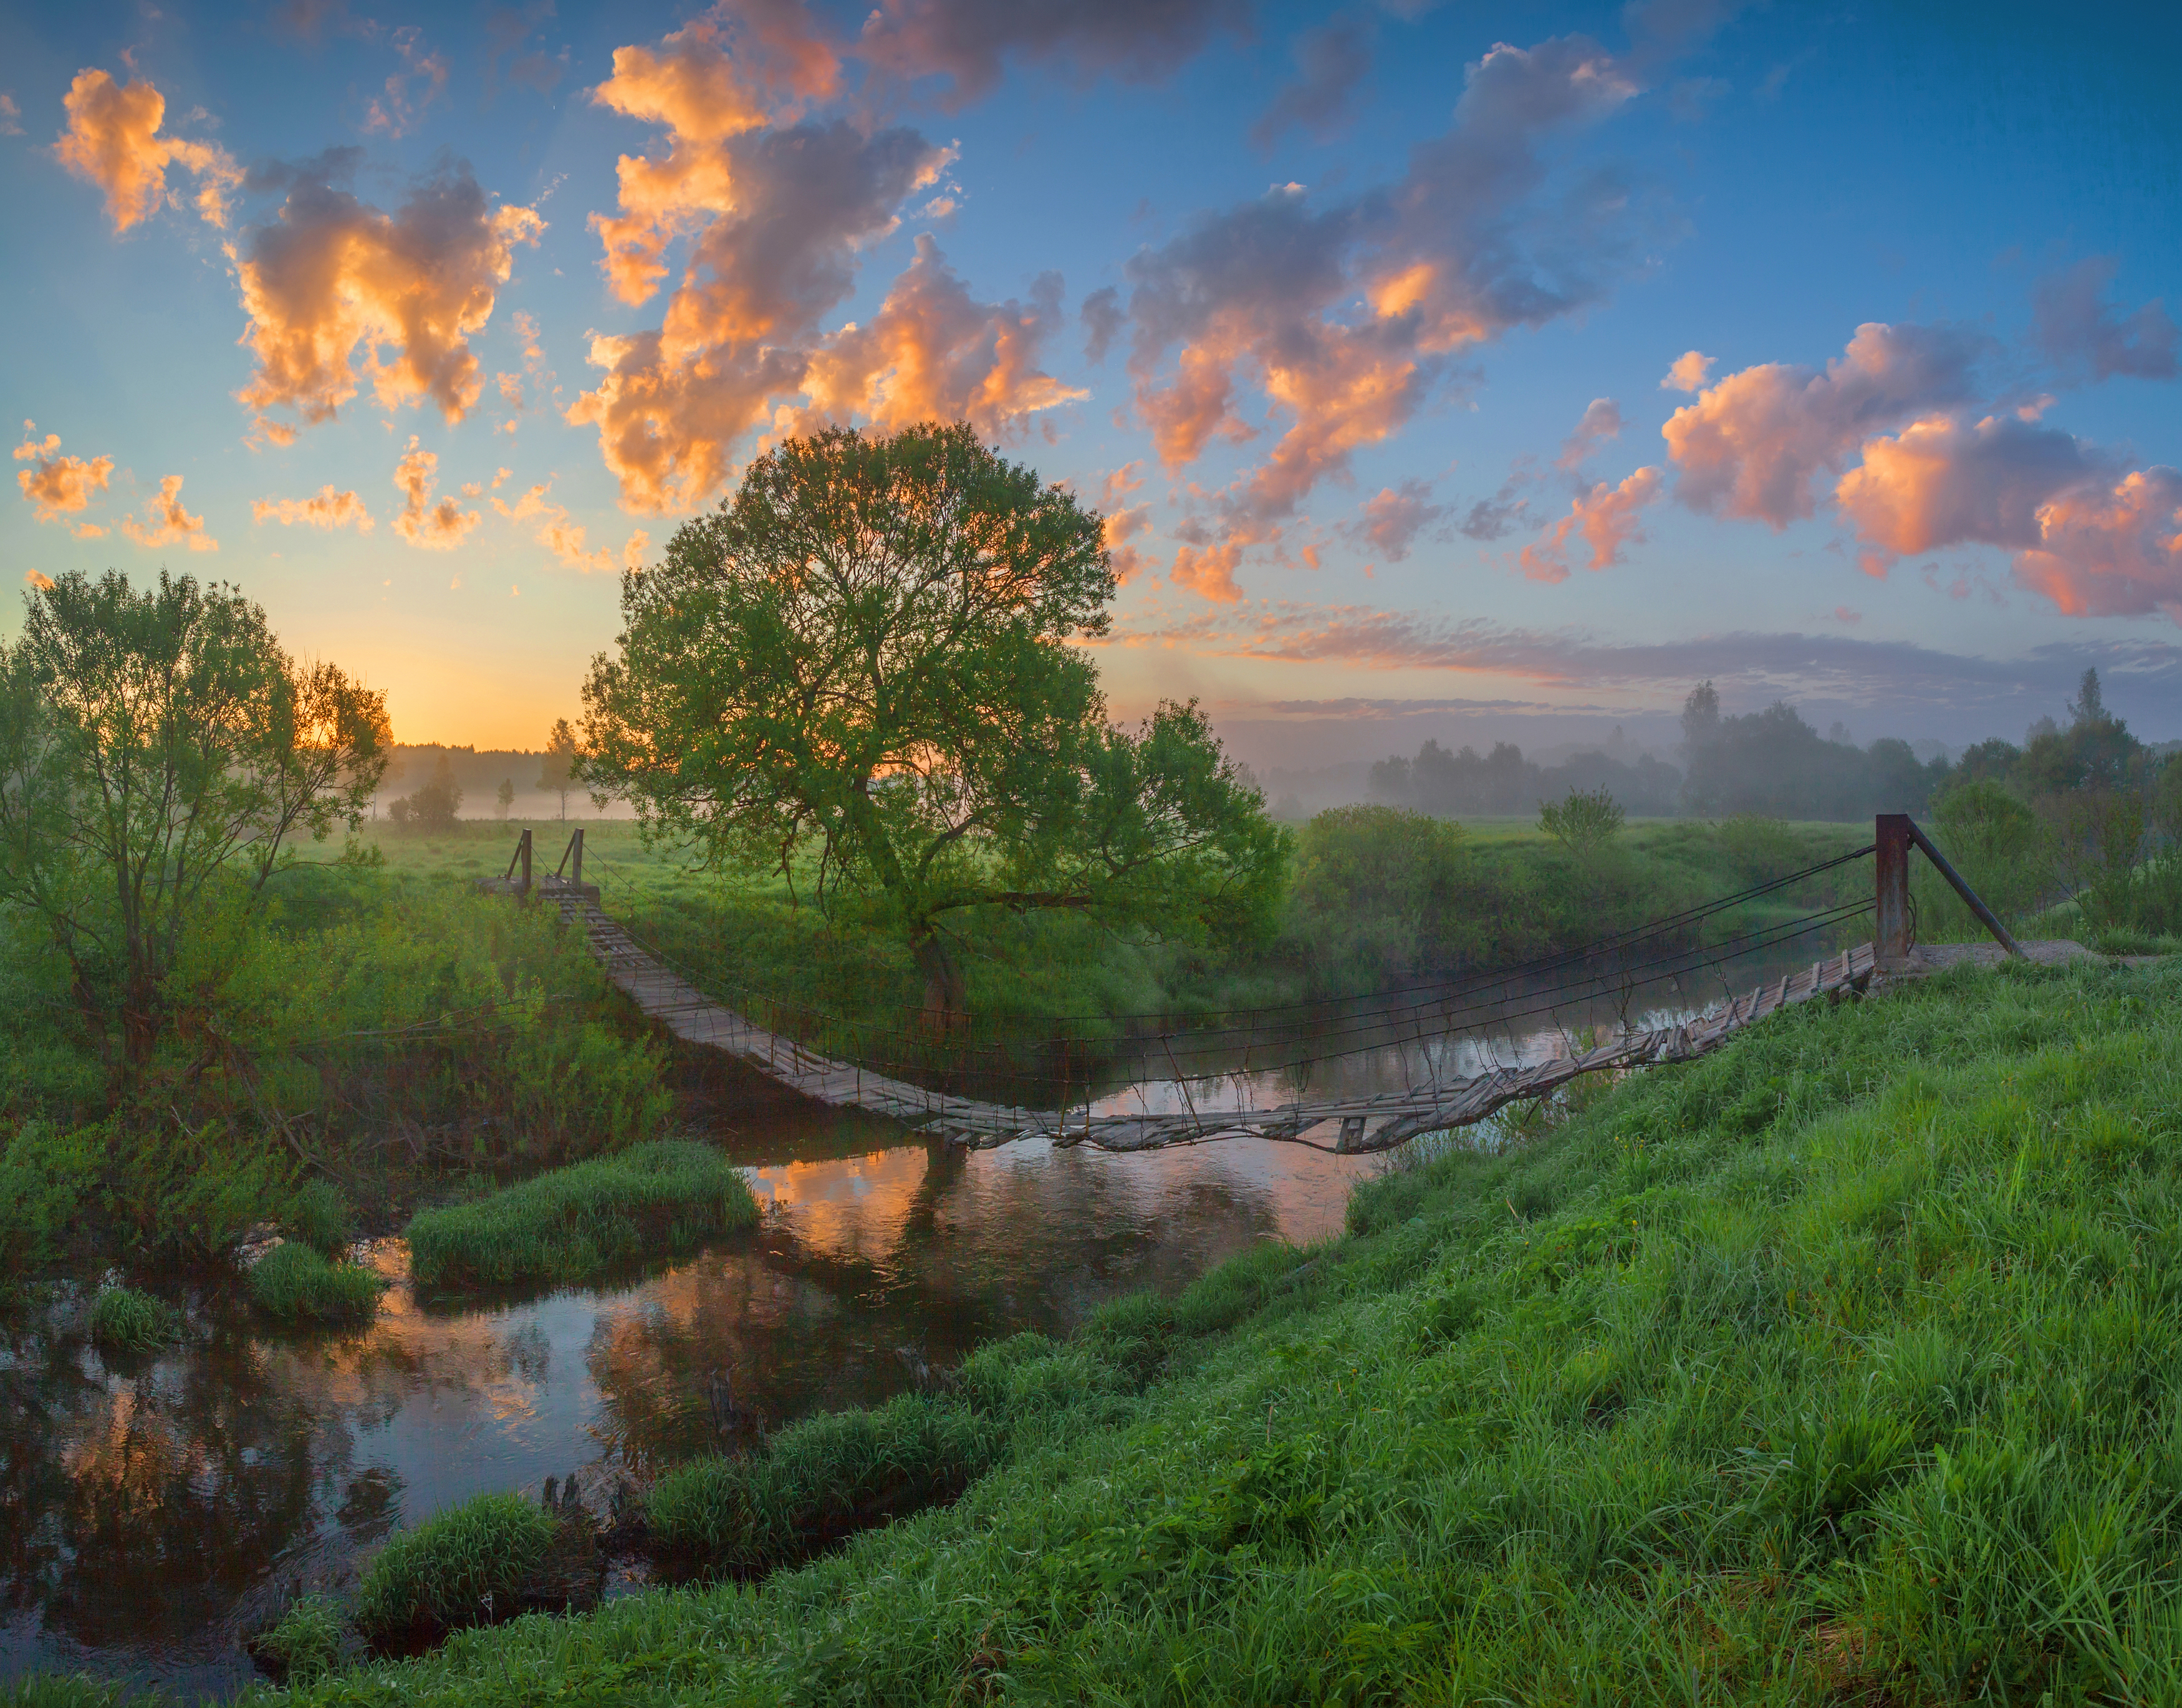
[0,569,388,1057]
[580,422,1286,1010]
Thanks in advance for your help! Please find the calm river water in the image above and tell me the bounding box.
[0,953,1822,1697]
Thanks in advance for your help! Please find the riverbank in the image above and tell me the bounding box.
[46,949,2160,1704]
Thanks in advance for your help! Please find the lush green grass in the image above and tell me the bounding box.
[250,1596,346,1687]
[248,1241,386,1327]
[180,952,2182,1705]
[403,1139,761,1291]
[352,1493,559,1646]
[282,1179,355,1255]
[85,1285,179,1356]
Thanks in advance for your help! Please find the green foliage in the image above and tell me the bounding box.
[351,1492,557,1644]
[251,1594,347,1687]
[1537,784,1625,862]
[536,719,576,820]
[648,1393,1007,1575]
[99,1115,296,1262]
[0,568,388,1058]
[387,754,462,832]
[0,1123,100,1276]
[248,1241,385,1326]
[580,423,1285,1012]
[0,1679,155,1707]
[1285,805,1473,982]
[284,1178,354,1256]
[404,1139,759,1290]
[87,1285,179,1355]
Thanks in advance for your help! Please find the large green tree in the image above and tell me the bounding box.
[0,569,390,1058]
[580,422,1287,1017]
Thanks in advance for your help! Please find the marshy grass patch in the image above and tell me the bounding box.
[284,1178,355,1255]
[248,1240,386,1327]
[248,1593,347,1687]
[403,1138,759,1290]
[85,1285,179,1356]
[351,1492,559,1649]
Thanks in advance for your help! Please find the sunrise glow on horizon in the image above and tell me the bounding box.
[3,0,2178,767]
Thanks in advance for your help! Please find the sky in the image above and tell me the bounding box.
[2,0,2179,770]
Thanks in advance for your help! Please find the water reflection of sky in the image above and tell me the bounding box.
[0,1101,1379,1699]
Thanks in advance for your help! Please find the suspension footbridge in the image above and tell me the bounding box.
[493,815,2016,1156]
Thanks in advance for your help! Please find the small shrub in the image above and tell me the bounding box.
[249,1242,385,1327]
[405,1139,759,1290]
[648,1393,1004,1575]
[249,1593,345,1686]
[285,1178,354,1255]
[0,1123,101,1277]
[352,1492,555,1646]
[87,1286,180,1356]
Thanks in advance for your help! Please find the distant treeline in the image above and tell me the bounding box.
[1367,678,2176,823]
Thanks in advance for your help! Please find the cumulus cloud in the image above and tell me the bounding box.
[784,236,1085,439]
[229,159,542,441]
[1117,26,1678,595]
[25,570,55,590]
[858,0,1246,109]
[1555,396,1622,469]
[252,485,374,532]
[1,94,22,137]
[622,528,651,571]
[1097,462,1153,583]
[15,427,114,531]
[1519,464,1662,580]
[363,27,449,138]
[1661,321,1986,527]
[53,69,241,233]
[569,112,946,511]
[1080,285,1123,364]
[392,438,480,549]
[119,475,218,552]
[587,2,843,305]
[2015,469,2182,618]
[490,476,617,571]
[1660,348,1712,391]
[1170,539,1246,603]
[1344,478,1444,562]
[2031,256,2178,385]
[1251,15,1373,148]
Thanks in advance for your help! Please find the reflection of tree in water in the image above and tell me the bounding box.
[0,1318,322,1656]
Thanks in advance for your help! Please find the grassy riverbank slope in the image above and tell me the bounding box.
[185,951,2181,1704]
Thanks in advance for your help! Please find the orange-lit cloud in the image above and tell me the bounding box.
[15,427,114,532]
[53,69,241,233]
[1660,349,1713,391]
[2015,468,2182,618]
[622,528,651,571]
[1345,478,1445,563]
[568,115,946,512]
[784,236,1084,439]
[230,161,543,441]
[362,27,448,138]
[491,477,615,571]
[1170,540,1244,602]
[587,3,842,306]
[1097,463,1153,583]
[392,438,480,549]
[1117,31,1662,597]
[25,570,55,590]
[1662,322,1985,527]
[119,475,218,552]
[1834,411,2095,573]
[252,485,374,532]
[1521,465,1661,580]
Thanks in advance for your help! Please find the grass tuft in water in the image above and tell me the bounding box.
[403,1139,759,1290]
[248,1594,346,1687]
[351,1493,557,1648]
[248,1241,385,1326]
[649,1393,1008,1576]
[284,1178,355,1256]
[85,1286,178,1356]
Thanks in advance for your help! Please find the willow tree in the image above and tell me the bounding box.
[580,423,1286,1018]
[0,569,389,1058]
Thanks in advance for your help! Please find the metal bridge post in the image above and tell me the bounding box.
[1875,813,1911,964]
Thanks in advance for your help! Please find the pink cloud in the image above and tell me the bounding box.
[1345,479,1444,562]
[2031,256,2177,384]
[1555,396,1622,469]
[1520,465,1662,580]
[119,475,218,552]
[2015,468,2182,618]
[252,485,374,532]
[1660,348,1712,391]
[14,426,113,529]
[52,69,240,233]
[392,439,480,550]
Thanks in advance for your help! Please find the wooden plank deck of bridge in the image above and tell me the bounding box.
[555,895,1877,1155]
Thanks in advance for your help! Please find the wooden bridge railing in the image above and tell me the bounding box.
[1875,813,2022,964]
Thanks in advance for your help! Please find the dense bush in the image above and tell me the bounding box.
[404,1139,759,1290]
[0,1124,100,1277]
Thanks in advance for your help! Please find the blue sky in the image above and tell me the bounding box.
[3,0,2178,767]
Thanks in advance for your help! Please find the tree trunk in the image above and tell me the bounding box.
[911,928,966,1036]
